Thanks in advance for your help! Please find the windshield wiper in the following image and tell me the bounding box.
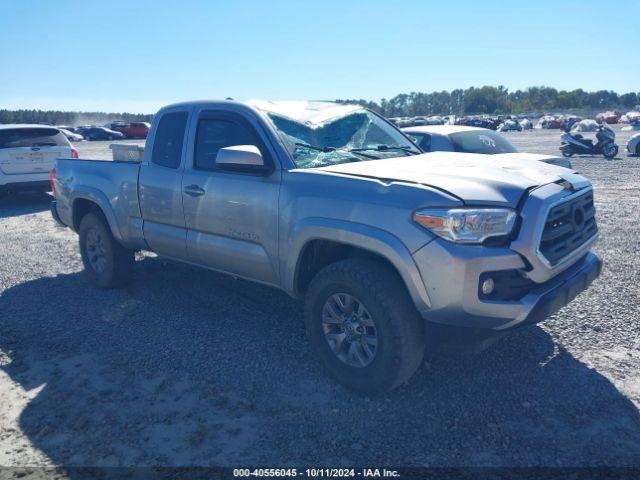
[294,142,336,153]
[295,142,377,160]
[350,145,419,156]
[346,150,381,160]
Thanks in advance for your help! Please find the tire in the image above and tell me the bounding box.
[304,258,425,393]
[78,212,134,289]
[561,147,574,158]
[603,143,618,159]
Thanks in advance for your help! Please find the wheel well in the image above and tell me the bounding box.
[72,198,104,231]
[295,240,404,295]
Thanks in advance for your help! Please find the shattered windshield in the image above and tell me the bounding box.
[265,109,421,169]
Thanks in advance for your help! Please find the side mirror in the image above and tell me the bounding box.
[216,145,271,174]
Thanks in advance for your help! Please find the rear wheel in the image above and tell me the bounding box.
[304,258,425,393]
[603,143,618,159]
[78,212,134,289]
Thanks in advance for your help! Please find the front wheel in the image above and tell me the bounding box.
[304,258,425,393]
[79,212,134,288]
[603,143,618,159]
[561,147,574,157]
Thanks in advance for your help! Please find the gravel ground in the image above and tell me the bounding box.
[0,127,639,471]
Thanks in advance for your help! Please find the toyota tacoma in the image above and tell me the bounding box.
[50,100,602,393]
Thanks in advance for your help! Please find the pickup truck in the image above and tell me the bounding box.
[51,100,602,393]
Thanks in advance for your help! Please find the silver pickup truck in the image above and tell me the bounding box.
[51,100,602,393]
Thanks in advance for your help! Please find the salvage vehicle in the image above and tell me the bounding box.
[51,100,602,393]
[403,125,572,168]
[0,125,77,197]
[497,120,522,132]
[627,132,640,155]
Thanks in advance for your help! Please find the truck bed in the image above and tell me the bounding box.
[53,158,145,249]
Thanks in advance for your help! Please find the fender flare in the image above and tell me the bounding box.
[70,187,124,243]
[285,218,432,313]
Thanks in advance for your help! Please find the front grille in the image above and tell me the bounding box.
[539,189,597,265]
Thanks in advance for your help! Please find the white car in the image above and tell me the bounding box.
[0,125,77,197]
[59,128,84,142]
[627,132,640,156]
[402,125,572,168]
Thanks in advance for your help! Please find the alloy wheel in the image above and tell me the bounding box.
[85,228,107,273]
[321,293,378,368]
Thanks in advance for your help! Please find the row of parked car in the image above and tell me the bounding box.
[55,122,151,142]
[2,110,639,197]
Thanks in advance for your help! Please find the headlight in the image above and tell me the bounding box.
[413,208,517,244]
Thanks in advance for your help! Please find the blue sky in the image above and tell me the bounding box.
[1,0,638,113]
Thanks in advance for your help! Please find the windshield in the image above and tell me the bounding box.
[448,130,518,155]
[265,108,421,168]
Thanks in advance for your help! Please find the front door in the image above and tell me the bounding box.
[181,111,281,286]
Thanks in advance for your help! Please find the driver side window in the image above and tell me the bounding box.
[194,119,258,171]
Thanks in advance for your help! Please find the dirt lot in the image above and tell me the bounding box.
[1,126,639,471]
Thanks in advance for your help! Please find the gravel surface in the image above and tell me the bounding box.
[0,127,639,470]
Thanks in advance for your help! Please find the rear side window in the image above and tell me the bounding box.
[0,128,69,149]
[194,119,259,171]
[151,112,188,168]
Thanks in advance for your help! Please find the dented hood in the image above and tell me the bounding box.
[317,151,578,207]
[495,152,572,168]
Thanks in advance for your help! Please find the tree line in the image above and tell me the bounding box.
[1,86,639,125]
[0,109,154,126]
[337,86,640,117]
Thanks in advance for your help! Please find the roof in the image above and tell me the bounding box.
[160,100,366,126]
[401,125,488,135]
[0,124,60,131]
[245,100,364,126]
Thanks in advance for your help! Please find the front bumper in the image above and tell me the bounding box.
[412,236,601,331]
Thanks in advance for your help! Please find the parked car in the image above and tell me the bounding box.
[112,122,151,139]
[0,125,77,196]
[596,111,620,124]
[627,132,640,155]
[51,100,601,393]
[519,118,533,130]
[81,127,125,141]
[535,115,561,129]
[571,119,599,133]
[497,119,522,132]
[402,125,572,167]
[621,118,640,131]
[59,128,84,142]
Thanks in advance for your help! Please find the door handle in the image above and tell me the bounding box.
[184,185,205,197]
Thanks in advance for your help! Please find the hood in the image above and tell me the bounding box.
[317,152,577,207]
[495,152,572,168]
